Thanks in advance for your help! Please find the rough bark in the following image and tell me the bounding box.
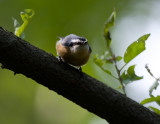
[0,27,160,124]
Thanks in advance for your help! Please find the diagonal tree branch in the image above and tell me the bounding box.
[0,27,160,124]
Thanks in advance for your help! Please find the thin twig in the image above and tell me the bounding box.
[145,64,160,81]
[108,47,126,96]
[120,63,127,72]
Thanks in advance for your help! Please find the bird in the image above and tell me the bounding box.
[56,34,92,71]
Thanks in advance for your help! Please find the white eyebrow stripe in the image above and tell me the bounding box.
[71,39,81,43]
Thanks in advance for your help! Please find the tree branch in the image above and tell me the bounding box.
[0,27,160,124]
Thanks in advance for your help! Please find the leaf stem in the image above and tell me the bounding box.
[120,63,127,72]
[15,20,29,37]
[100,66,119,80]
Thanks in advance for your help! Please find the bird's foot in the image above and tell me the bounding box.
[57,56,63,62]
[78,67,83,77]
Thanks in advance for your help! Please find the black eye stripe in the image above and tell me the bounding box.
[62,34,87,47]
[72,42,83,45]
[74,41,88,45]
[79,37,86,41]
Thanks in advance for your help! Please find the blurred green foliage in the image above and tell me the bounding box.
[140,66,160,115]
[13,9,35,38]
[94,10,150,96]
[0,0,147,124]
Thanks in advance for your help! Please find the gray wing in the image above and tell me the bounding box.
[88,43,92,52]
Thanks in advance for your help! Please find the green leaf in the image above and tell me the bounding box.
[94,54,104,67]
[100,51,114,64]
[104,10,116,47]
[116,56,122,61]
[102,68,112,75]
[149,106,160,115]
[124,34,150,63]
[14,9,35,38]
[12,17,26,39]
[121,65,143,84]
[94,54,112,76]
[116,85,123,90]
[141,96,160,105]
[121,71,130,84]
[149,80,159,97]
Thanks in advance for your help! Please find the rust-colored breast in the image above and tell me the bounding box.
[56,41,91,66]
[56,41,70,58]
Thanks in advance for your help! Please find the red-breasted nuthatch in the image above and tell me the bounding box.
[56,34,92,70]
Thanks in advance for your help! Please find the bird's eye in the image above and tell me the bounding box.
[77,42,82,45]
[69,42,73,47]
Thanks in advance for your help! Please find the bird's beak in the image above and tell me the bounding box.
[83,41,87,44]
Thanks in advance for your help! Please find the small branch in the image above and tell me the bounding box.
[145,64,160,81]
[0,27,160,124]
[114,60,126,96]
[108,47,126,95]
[145,64,160,97]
